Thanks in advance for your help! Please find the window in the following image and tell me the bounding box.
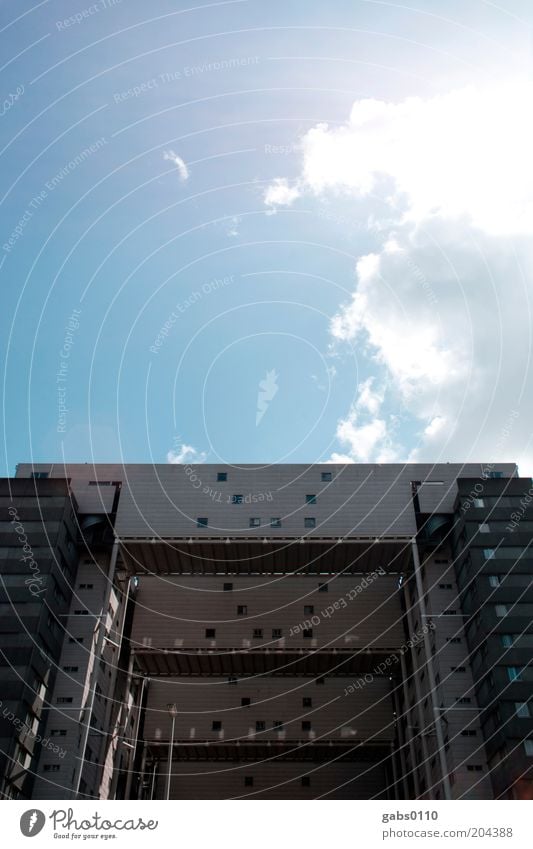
[237,605,247,616]
[461,730,477,736]
[31,471,49,479]
[473,498,484,507]
[507,666,522,681]
[479,523,490,533]
[524,740,533,756]
[255,721,265,731]
[232,494,243,504]
[501,634,514,647]
[451,666,466,672]
[306,494,316,504]
[318,583,328,592]
[244,776,254,786]
[50,730,67,737]
[488,471,503,479]
[446,637,462,644]
[197,517,208,527]
[241,697,251,707]
[302,721,311,731]
[212,721,222,731]
[217,472,227,482]
[467,764,483,772]
[62,666,78,673]
[68,637,84,644]
[273,720,284,729]
[249,518,261,528]
[488,575,501,588]
[74,609,89,616]
[484,548,496,559]
[205,628,216,638]
[495,605,508,617]
[223,583,233,591]
[439,584,452,589]
[227,676,238,685]
[304,518,316,529]
[301,776,310,787]
[459,697,471,704]
[270,517,281,528]
[304,605,314,615]
[321,472,332,482]
[253,628,263,639]
[303,697,312,707]
[272,628,282,639]
[302,629,313,639]
[515,702,530,718]
[56,697,73,704]
[43,764,60,772]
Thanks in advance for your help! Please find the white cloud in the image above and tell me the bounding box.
[263,178,300,213]
[167,443,207,464]
[163,149,189,181]
[297,81,533,235]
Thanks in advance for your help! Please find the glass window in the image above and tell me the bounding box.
[304,605,314,615]
[488,575,501,587]
[306,494,316,504]
[270,517,281,527]
[507,666,522,681]
[479,523,490,533]
[232,495,243,504]
[253,628,263,639]
[524,740,533,756]
[217,472,227,482]
[304,518,316,529]
[197,517,208,527]
[249,518,261,528]
[237,605,247,616]
[515,702,530,718]
[501,634,514,647]
[483,549,495,560]
[495,605,508,617]
[321,472,332,482]
[473,498,484,507]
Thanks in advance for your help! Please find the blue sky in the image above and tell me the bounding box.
[1,0,532,475]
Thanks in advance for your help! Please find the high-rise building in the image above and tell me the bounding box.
[1,461,532,800]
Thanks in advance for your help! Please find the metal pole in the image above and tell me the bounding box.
[165,714,176,800]
[411,537,452,800]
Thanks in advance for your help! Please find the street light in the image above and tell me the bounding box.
[165,704,178,800]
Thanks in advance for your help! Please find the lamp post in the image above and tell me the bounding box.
[165,704,178,800]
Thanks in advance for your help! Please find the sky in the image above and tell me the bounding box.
[1,0,532,475]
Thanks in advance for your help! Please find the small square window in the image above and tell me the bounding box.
[459,697,471,704]
[489,471,503,479]
[212,720,222,731]
[488,575,501,587]
[253,628,263,639]
[270,518,281,528]
[241,697,251,707]
[479,523,490,533]
[197,517,208,528]
[306,494,316,504]
[223,583,233,591]
[244,776,254,786]
[318,583,328,592]
[227,675,238,685]
[255,721,265,731]
[302,721,311,731]
[301,776,310,787]
[302,629,313,639]
[31,471,49,479]
[473,498,484,507]
[205,628,216,638]
[483,548,495,560]
[321,472,332,482]
[507,666,522,681]
[524,740,533,756]
[43,764,60,772]
[217,472,227,482]
[232,494,243,504]
[495,604,508,617]
[272,628,282,639]
[516,702,530,718]
[303,697,312,707]
[501,634,514,647]
[304,605,314,615]
[305,517,316,529]
[273,720,284,729]
[237,605,247,616]
[249,518,261,528]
